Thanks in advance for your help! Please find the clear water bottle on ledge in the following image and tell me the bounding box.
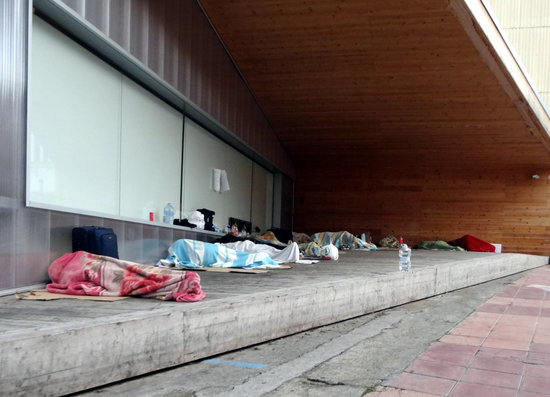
[399,237,411,272]
[163,202,175,224]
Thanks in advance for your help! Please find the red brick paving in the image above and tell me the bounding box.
[371,266,550,396]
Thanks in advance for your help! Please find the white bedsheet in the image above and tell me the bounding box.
[219,240,300,263]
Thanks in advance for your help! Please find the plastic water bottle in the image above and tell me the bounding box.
[163,202,175,224]
[399,237,411,272]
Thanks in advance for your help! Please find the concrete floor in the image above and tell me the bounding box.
[1,249,547,396]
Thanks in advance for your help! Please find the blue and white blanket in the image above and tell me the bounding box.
[166,239,280,269]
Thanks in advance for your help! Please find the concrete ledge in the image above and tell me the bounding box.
[1,252,547,395]
[1,310,186,395]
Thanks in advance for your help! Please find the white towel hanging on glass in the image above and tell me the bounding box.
[212,168,230,193]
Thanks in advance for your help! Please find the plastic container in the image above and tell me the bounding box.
[399,237,411,272]
[163,202,175,224]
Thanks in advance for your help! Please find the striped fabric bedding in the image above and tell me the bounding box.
[311,231,376,250]
[299,231,376,258]
[166,239,280,269]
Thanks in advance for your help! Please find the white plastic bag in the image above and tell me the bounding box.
[321,243,339,260]
[188,210,205,229]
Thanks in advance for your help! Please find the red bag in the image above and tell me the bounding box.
[447,234,496,252]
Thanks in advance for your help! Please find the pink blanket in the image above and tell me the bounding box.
[47,251,205,302]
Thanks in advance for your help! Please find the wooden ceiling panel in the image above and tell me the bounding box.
[199,0,550,171]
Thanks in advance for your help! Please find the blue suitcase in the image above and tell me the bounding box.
[72,226,119,258]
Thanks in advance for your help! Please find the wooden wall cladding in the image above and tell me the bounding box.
[294,163,550,255]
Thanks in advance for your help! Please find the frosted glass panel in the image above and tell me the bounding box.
[28,16,121,214]
[119,77,183,221]
[224,146,253,223]
[183,118,252,229]
[251,163,273,233]
[27,16,273,231]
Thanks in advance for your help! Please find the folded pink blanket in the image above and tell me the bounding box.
[47,251,205,302]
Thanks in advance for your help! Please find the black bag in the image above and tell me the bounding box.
[72,226,119,258]
[197,208,215,231]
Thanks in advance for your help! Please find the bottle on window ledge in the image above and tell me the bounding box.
[163,202,175,224]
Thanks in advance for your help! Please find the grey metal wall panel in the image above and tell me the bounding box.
[61,0,84,16]
[15,207,51,286]
[0,0,26,201]
[49,211,80,262]
[129,0,150,67]
[0,0,31,290]
[108,0,131,52]
[0,208,16,289]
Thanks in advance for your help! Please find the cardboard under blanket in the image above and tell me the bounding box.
[178,264,292,274]
[16,289,128,301]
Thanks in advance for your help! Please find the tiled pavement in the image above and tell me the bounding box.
[373,265,550,397]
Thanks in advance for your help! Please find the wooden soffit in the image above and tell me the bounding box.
[199,0,550,171]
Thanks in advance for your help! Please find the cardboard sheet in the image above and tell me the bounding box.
[16,289,128,301]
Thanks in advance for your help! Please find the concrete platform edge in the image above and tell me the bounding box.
[2,253,547,395]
